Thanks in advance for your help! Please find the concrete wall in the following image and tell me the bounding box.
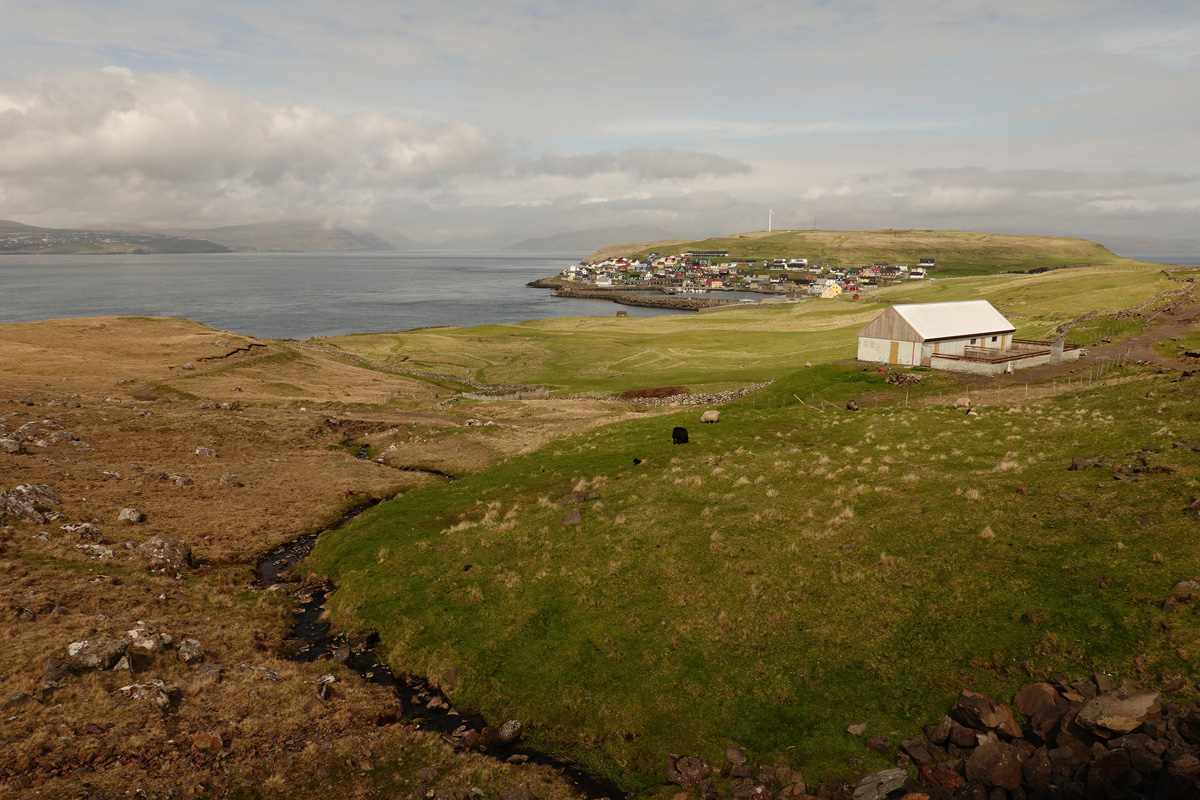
[858,337,920,366]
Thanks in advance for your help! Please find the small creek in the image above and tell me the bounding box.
[255,476,624,800]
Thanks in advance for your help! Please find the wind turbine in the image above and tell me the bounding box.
[768,209,774,233]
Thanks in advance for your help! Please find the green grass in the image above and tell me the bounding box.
[318,266,1175,396]
[306,365,1200,794]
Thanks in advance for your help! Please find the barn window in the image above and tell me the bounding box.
[991,336,998,343]
[970,338,976,345]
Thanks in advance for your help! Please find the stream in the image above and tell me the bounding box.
[254,481,625,800]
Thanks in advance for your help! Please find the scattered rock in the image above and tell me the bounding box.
[951,689,1017,733]
[1013,682,1061,717]
[0,483,61,523]
[561,509,582,526]
[174,638,206,664]
[189,663,222,693]
[194,446,217,458]
[66,637,128,670]
[134,535,194,572]
[126,626,170,653]
[1076,682,1160,737]
[75,543,114,559]
[191,730,223,753]
[117,507,145,524]
[62,522,104,541]
[701,410,720,423]
[2,692,35,710]
[238,663,282,681]
[118,679,171,709]
[667,754,711,788]
[852,767,907,800]
[498,719,523,743]
[865,734,890,753]
[219,472,243,487]
[846,722,868,736]
[725,746,747,765]
[417,765,439,782]
[965,741,1023,790]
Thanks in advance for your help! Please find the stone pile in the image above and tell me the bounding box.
[625,382,774,407]
[665,674,1198,800]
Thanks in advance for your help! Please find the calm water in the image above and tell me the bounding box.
[1117,253,1200,267]
[0,251,758,339]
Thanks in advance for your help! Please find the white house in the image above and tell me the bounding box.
[857,300,1081,374]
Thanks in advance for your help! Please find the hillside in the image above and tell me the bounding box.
[585,229,1140,275]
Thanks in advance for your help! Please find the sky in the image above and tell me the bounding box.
[0,1,1198,247]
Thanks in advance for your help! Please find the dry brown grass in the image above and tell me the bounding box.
[0,316,604,799]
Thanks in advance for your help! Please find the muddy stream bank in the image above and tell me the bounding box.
[254,479,624,800]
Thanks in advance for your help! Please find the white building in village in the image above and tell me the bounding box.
[857,300,1081,375]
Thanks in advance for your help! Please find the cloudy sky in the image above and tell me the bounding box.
[1,1,1197,246]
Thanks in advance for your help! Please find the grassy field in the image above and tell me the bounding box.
[306,363,1200,793]
[585,229,1151,276]
[319,264,1178,397]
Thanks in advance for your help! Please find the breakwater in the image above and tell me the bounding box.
[549,287,731,311]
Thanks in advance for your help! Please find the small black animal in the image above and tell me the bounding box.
[672,427,689,445]
[632,458,642,465]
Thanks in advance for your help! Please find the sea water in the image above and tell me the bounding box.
[0,251,756,339]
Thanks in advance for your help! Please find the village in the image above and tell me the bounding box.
[562,250,935,298]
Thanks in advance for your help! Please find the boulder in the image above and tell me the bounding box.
[561,509,582,526]
[725,746,747,765]
[66,637,128,670]
[925,715,953,745]
[701,410,720,424]
[75,543,114,559]
[177,638,206,664]
[238,663,282,681]
[194,446,217,458]
[852,768,907,800]
[0,437,24,454]
[964,742,1024,790]
[901,734,935,765]
[134,535,194,572]
[117,507,145,524]
[865,734,890,753]
[219,472,243,487]
[667,754,711,788]
[1076,682,1160,737]
[1021,747,1053,786]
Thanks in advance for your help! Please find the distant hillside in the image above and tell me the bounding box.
[0,219,229,255]
[586,228,1145,274]
[175,220,414,252]
[506,225,680,253]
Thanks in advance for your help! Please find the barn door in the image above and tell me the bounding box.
[888,341,899,365]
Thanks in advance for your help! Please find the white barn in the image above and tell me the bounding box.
[857,300,1081,374]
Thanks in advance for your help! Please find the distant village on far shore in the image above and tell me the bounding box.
[565,249,935,298]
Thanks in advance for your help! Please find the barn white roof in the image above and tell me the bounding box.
[892,300,1015,341]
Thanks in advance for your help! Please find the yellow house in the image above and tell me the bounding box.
[819,283,842,299]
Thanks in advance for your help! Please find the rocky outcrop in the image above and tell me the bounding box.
[0,483,62,523]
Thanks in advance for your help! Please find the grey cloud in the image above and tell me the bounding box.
[906,168,1200,192]
[514,148,750,180]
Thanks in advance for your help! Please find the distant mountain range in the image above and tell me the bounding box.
[165,220,417,252]
[0,219,231,255]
